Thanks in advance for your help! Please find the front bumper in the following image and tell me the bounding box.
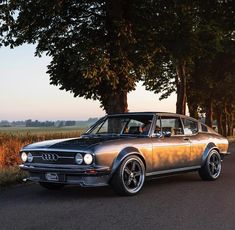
[20,164,111,187]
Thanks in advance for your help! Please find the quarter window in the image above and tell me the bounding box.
[182,119,198,135]
[201,124,208,132]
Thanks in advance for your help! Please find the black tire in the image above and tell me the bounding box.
[39,182,65,190]
[110,155,145,196]
[199,149,222,181]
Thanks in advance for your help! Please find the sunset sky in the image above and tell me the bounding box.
[0,45,177,121]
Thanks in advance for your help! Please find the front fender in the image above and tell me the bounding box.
[201,142,219,165]
[110,147,145,177]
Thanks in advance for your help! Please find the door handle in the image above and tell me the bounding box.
[183,137,190,141]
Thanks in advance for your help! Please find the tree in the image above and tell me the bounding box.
[140,0,234,117]
[187,48,235,135]
[139,0,200,115]
[1,0,233,118]
[186,0,234,134]
[0,0,145,114]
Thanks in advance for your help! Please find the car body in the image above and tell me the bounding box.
[19,112,229,195]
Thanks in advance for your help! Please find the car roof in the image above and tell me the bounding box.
[107,112,199,121]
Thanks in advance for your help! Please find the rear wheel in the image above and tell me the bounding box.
[199,149,222,181]
[110,155,145,196]
[39,182,65,190]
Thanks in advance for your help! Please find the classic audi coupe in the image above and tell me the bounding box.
[20,112,229,195]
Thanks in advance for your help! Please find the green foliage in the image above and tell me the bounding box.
[0,0,146,113]
[0,0,234,116]
[139,0,234,114]
[186,0,234,119]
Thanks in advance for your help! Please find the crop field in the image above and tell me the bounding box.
[0,126,85,168]
[0,126,85,135]
[0,127,85,187]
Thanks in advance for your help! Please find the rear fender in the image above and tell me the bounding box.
[201,142,219,165]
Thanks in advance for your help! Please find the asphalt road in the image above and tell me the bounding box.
[1,142,235,230]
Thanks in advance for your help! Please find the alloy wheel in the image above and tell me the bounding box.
[208,151,221,179]
[121,158,145,193]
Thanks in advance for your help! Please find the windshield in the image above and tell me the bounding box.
[87,115,154,136]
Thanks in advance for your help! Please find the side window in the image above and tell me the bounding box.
[124,119,152,135]
[127,119,144,128]
[161,116,183,136]
[124,119,145,134]
[182,118,198,135]
[154,118,161,135]
[201,124,208,132]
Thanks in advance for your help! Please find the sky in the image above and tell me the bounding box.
[0,45,177,121]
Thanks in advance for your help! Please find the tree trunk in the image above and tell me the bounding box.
[226,103,234,136]
[103,91,128,114]
[215,105,224,135]
[188,103,199,119]
[205,99,213,127]
[227,112,233,136]
[104,0,131,115]
[216,112,223,135]
[222,113,227,137]
[175,60,187,115]
[220,102,227,136]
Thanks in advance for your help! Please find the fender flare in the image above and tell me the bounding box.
[201,142,220,165]
[109,147,146,178]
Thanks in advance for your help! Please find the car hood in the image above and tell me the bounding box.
[22,135,128,151]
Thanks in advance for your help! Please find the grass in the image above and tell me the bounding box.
[0,126,85,135]
[0,167,28,189]
[0,127,85,188]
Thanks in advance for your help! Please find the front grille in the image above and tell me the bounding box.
[29,151,76,165]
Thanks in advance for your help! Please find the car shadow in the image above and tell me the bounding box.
[145,171,201,187]
[34,171,201,199]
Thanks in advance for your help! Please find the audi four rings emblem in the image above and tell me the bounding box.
[42,153,59,161]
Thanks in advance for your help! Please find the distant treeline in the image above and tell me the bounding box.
[0,118,99,128]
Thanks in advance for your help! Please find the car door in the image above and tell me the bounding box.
[181,118,203,166]
[151,115,191,171]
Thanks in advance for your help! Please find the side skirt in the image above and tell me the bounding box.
[146,166,201,179]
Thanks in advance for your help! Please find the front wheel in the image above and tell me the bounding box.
[110,155,145,196]
[199,149,222,181]
[39,182,65,190]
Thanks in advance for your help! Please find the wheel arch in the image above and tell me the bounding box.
[201,142,220,165]
[109,147,146,179]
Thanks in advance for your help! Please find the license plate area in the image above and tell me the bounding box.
[42,172,66,182]
[45,172,59,181]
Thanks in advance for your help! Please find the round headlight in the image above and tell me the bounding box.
[84,153,93,165]
[75,153,83,164]
[21,152,28,162]
[27,152,33,163]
